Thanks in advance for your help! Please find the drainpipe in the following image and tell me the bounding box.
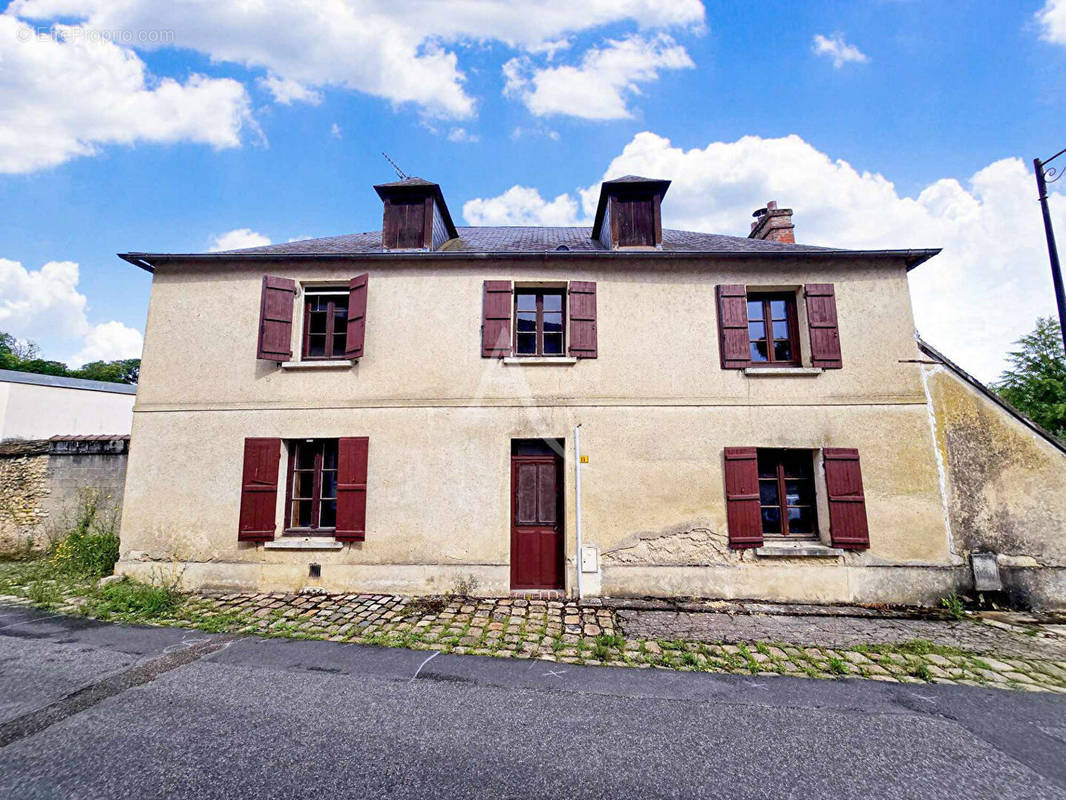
[573,423,583,601]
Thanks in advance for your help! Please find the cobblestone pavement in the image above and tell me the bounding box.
[4,589,1065,693]
[618,609,1066,660]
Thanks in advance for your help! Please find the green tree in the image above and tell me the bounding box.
[994,317,1066,440]
[0,331,139,385]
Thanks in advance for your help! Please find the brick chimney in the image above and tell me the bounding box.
[748,201,795,244]
[373,177,457,251]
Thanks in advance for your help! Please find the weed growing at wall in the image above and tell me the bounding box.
[49,489,119,579]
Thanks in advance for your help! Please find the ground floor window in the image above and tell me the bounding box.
[285,439,338,532]
[757,449,818,538]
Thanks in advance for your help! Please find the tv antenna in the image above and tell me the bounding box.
[382,152,409,181]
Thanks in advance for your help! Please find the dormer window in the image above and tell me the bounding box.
[591,176,670,250]
[374,177,458,251]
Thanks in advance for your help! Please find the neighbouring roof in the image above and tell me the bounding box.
[917,338,1066,456]
[120,226,939,272]
[0,369,137,395]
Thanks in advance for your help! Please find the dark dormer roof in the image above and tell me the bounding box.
[591,176,671,242]
[372,177,458,240]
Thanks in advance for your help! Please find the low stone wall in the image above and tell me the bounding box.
[0,436,129,555]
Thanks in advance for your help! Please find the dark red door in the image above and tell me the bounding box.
[511,453,563,590]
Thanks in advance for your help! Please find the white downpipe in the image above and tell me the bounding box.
[573,423,583,601]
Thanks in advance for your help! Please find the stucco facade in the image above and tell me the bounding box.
[0,369,136,440]
[115,179,1065,607]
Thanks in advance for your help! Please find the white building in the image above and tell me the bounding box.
[0,370,136,440]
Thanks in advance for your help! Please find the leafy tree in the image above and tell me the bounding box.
[994,317,1066,440]
[0,331,139,385]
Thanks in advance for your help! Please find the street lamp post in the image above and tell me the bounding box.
[1033,148,1066,355]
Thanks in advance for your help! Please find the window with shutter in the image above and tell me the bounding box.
[335,437,369,542]
[346,273,368,359]
[805,284,843,369]
[482,280,513,357]
[238,438,281,541]
[823,448,870,549]
[716,285,750,369]
[257,276,296,362]
[568,281,598,358]
[723,447,763,548]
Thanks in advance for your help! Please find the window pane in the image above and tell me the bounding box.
[788,506,815,534]
[319,499,336,529]
[308,335,326,357]
[781,452,813,478]
[543,313,563,333]
[320,471,337,500]
[296,445,316,470]
[747,300,763,321]
[761,506,781,533]
[772,321,790,340]
[543,334,563,355]
[293,471,314,499]
[295,499,312,528]
[516,333,536,354]
[543,294,562,312]
[748,321,766,341]
[750,341,768,361]
[773,340,792,361]
[784,480,810,506]
[333,332,346,356]
[759,481,779,505]
[310,296,329,312]
[770,299,787,319]
[757,454,777,478]
[322,443,337,471]
[516,311,537,332]
[309,312,327,335]
[516,294,536,312]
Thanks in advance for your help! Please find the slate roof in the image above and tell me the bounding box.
[120,225,940,271]
[0,369,137,395]
[204,227,833,255]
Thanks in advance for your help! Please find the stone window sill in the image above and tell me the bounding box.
[743,366,823,377]
[280,360,354,370]
[502,357,578,366]
[263,538,344,551]
[755,543,844,558]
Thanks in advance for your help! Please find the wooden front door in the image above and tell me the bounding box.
[510,452,564,590]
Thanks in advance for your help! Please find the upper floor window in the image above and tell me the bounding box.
[303,289,348,360]
[515,290,565,356]
[758,449,817,538]
[747,293,800,365]
[286,439,338,532]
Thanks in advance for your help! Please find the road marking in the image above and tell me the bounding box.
[543,669,567,678]
[410,651,439,682]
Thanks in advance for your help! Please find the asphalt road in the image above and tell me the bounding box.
[1,604,1065,799]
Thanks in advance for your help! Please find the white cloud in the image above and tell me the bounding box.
[330,123,342,139]
[503,33,694,119]
[8,0,705,120]
[1037,0,1066,43]
[447,127,480,143]
[0,16,252,173]
[208,229,272,252]
[463,186,582,226]
[464,131,1066,381]
[0,257,143,366]
[71,320,144,365]
[258,74,322,105]
[812,33,870,68]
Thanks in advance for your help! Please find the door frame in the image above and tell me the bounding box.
[509,446,565,591]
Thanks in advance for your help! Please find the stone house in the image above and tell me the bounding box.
[115,176,1066,607]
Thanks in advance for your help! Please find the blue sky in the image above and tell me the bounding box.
[1,0,1065,380]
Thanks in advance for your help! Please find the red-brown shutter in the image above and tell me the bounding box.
[716,285,750,369]
[335,436,369,541]
[482,280,512,357]
[238,438,280,541]
[568,281,598,358]
[805,284,842,369]
[345,273,368,359]
[723,447,763,548]
[824,448,870,549]
[257,276,296,362]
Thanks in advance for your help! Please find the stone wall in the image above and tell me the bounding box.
[0,436,129,556]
